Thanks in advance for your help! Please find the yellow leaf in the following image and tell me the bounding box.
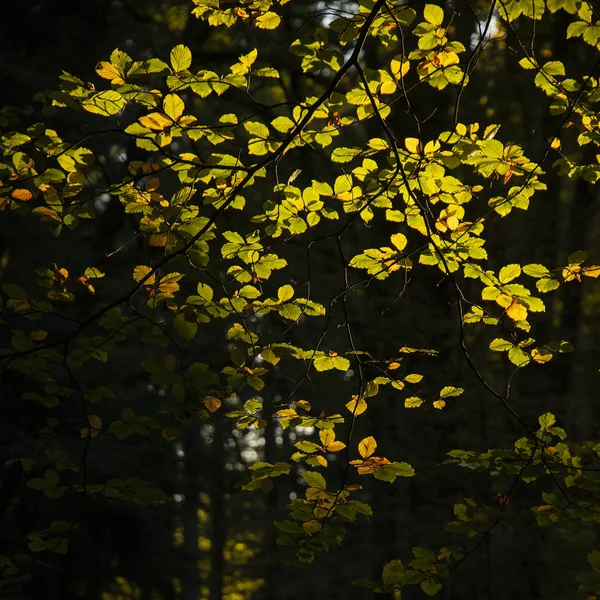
[163,94,185,121]
[391,55,410,79]
[139,113,172,131]
[405,138,422,154]
[202,396,222,413]
[433,399,446,410]
[562,264,582,282]
[390,233,407,252]
[346,396,367,415]
[358,436,377,459]
[256,11,281,29]
[155,131,173,148]
[170,44,192,72]
[95,61,124,83]
[296,400,311,412]
[388,361,401,370]
[159,281,180,294]
[379,81,397,95]
[549,137,561,150]
[319,429,334,446]
[531,347,553,364]
[506,300,528,321]
[583,265,600,278]
[405,396,424,408]
[315,455,328,467]
[133,265,152,283]
[495,293,512,308]
[326,441,346,452]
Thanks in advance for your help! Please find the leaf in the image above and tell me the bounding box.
[133,265,152,283]
[170,44,192,71]
[499,264,521,283]
[302,471,326,490]
[358,436,377,458]
[439,386,464,398]
[346,396,367,415]
[538,412,556,429]
[523,264,550,278]
[405,138,422,154]
[506,300,528,321]
[508,346,530,367]
[588,550,600,574]
[81,415,102,438]
[82,91,126,117]
[536,277,559,293]
[489,338,513,352]
[405,397,424,408]
[174,313,198,341]
[303,520,322,534]
[139,113,172,131]
[390,233,407,252]
[382,559,404,586]
[12,189,33,201]
[404,374,423,383]
[421,578,442,596]
[256,11,281,29]
[202,396,222,413]
[163,94,185,121]
[423,4,444,25]
[277,285,294,302]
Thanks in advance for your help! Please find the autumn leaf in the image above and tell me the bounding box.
[358,436,377,459]
[346,396,367,415]
[202,396,222,413]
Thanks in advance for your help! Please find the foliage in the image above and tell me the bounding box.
[2,0,600,597]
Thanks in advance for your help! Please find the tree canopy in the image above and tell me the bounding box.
[2,0,600,598]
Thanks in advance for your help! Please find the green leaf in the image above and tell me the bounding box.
[174,314,198,341]
[382,559,404,586]
[523,264,550,278]
[538,413,556,429]
[489,338,513,352]
[588,551,600,574]
[302,471,326,490]
[421,578,442,596]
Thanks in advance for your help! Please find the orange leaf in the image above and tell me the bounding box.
[11,189,33,201]
[506,300,527,321]
[150,234,168,247]
[146,177,160,192]
[202,396,222,413]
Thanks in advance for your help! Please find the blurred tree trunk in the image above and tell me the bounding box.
[182,424,201,600]
[208,422,226,600]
